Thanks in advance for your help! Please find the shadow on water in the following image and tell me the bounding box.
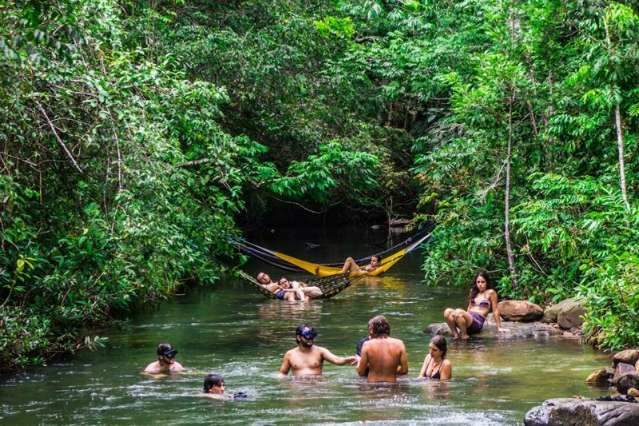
[0,227,609,425]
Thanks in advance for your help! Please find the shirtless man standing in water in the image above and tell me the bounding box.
[143,343,185,375]
[357,315,408,383]
[279,325,357,376]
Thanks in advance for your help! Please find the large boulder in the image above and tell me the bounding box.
[614,363,637,381]
[614,373,639,395]
[586,367,615,387]
[613,350,639,367]
[524,398,639,426]
[498,300,544,322]
[542,297,586,329]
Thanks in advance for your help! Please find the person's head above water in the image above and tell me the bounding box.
[368,315,390,337]
[469,270,494,301]
[429,335,447,359]
[295,324,317,347]
[278,277,291,288]
[203,373,225,394]
[256,272,271,285]
[370,255,381,266]
[156,343,178,364]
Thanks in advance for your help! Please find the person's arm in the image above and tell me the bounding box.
[397,342,408,375]
[417,354,429,378]
[279,352,291,376]
[320,347,357,365]
[439,359,452,381]
[489,290,503,330]
[356,346,369,376]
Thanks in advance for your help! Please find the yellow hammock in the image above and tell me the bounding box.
[270,232,431,277]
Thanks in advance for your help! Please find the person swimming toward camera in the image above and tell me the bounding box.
[339,255,382,276]
[201,373,248,400]
[443,270,506,339]
[143,343,185,374]
[279,324,357,377]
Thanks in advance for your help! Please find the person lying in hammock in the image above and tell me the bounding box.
[339,255,381,276]
[256,272,300,301]
[278,277,323,301]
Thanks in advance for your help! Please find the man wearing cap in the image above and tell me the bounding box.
[143,343,185,374]
[279,324,357,376]
[357,315,408,383]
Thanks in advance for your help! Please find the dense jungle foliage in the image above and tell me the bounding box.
[1,0,638,370]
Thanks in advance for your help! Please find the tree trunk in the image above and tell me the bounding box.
[614,103,631,212]
[604,18,631,212]
[505,90,518,288]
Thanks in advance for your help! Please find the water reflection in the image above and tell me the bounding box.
[418,379,451,400]
[256,299,323,323]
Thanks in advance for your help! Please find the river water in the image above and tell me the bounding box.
[1,227,608,425]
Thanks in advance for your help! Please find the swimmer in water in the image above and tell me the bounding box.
[279,324,357,377]
[202,373,226,399]
[143,343,185,375]
[418,335,452,381]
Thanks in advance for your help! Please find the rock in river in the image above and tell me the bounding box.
[613,349,639,367]
[424,315,567,340]
[614,373,639,395]
[498,300,544,322]
[542,297,586,329]
[586,367,614,387]
[524,398,639,426]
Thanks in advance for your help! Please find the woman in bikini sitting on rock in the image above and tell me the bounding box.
[443,270,504,339]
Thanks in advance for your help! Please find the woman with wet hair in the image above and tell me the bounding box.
[443,270,505,339]
[418,335,452,381]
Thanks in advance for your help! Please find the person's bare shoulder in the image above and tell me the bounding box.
[144,361,160,373]
[284,348,297,358]
[389,337,406,348]
[171,362,185,372]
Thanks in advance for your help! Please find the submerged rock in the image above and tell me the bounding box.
[498,300,544,322]
[524,398,639,426]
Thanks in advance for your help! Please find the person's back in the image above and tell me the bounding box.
[362,337,406,382]
[357,315,407,383]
